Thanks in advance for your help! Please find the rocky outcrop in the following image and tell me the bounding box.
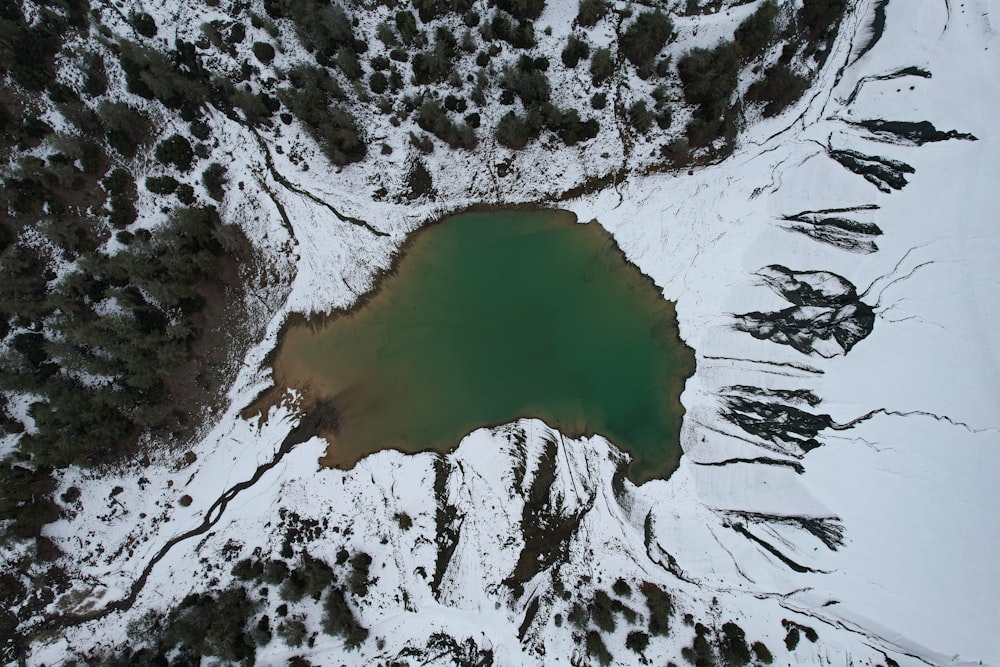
[828,147,915,192]
[781,206,883,253]
[734,266,875,357]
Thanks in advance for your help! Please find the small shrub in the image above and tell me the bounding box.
[746,63,809,117]
[163,587,258,662]
[640,582,672,637]
[612,578,631,597]
[799,0,847,45]
[60,486,81,504]
[628,100,654,133]
[335,46,363,81]
[348,552,373,596]
[395,10,419,46]
[495,111,530,149]
[252,41,276,64]
[494,0,545,21]
[590,92,606,109]
[321,587,369,650]
[501,60,550,108]
[590,47,613,86]
[280,66,366,165]
[735,0,778,60]
[409,132,434,154]
[585,630,613,666]
[752,641,773,664]
[261,559,290,584]
[201,163,227,201]
[567,602,588,628]
[784,626,800,650]
[551,107,598,146]
[561,34,590,68]
[656,106,672,129]
[131,12,157,37]
[393,511,413,530]
[176,183,196,205]
[577,0,606,27]
[252,615,272,645]
[405,159,434,198]
[232,558,264,580]
[720,621,751,667]
[415,99,477,150]
[369,71,388,94]
[99,102,150,159]
[103,168,137,228]
[146,175,179,195]
[677,41,739,118]
[621,9,674,70]
[155,134,195,172]
[277,618,307,647]
[592,590,616,633]
[682,624,716,667]
[626,630,649,653]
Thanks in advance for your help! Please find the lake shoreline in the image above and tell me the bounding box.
[250,206,696,485]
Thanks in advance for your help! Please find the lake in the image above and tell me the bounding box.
[271,209,695,483]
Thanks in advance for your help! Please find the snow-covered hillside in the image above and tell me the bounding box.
[5,0,999,665]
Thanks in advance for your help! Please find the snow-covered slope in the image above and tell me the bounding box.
[21,0,1000,665]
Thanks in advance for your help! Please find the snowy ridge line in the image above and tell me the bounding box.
[777,595,989,667]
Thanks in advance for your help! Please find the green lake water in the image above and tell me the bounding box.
[273,209,695,483]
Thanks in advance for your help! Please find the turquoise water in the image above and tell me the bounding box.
[274,209,695,482]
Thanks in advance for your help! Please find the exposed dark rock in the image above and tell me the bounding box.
[517,596,540,641]
[720,394,832,453]
[852,119,977,145]
[723,511,845,550]
[724,385,822,407]
[431,457,462,600]
[786,224,879,253]
[828,147,914,192]
[504,436,592,597]
[726,523,817,573]
[644,514,697,584]
[692,456,806,474]
[781,205,882,253]
[394,632,495,666]
[734,266,875,357]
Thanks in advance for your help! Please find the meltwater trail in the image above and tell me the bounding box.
[33,408,328,637]
[249,129,389,238]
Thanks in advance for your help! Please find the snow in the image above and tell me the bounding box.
[19,0,1000,665]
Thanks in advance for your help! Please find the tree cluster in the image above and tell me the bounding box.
[620,9,675,75]
[416,98,478,150]
[734,0,778,60]
[746,63,809,117]
[676,40,740,149]
[480,10,536,49]
[280,65,366,165]
[412,26,459,85]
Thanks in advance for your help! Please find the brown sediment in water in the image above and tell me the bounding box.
[250,207,695,485]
